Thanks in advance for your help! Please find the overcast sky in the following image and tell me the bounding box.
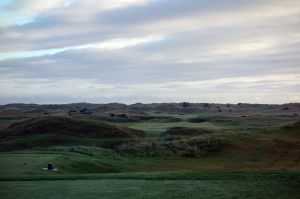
[0,0,299,104]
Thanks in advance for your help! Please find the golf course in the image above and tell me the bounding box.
[0,103,299,198]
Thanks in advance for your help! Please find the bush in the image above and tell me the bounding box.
[116,137,224,157]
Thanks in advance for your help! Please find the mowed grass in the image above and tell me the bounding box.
[0,152,252,178]
[1,151,298,198]
[0,151,124,178]
[0,153,61,177]
[0,171,299,199]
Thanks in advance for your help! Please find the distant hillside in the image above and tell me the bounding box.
[0,116,145,139]
[1,102,299,116]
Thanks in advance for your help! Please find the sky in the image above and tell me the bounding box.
[0,0,299,104]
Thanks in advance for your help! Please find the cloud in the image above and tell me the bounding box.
[0,0,299,104]
[1,0,299,51]
[5,0,66,12]
[0,0,67,26]
[0,73,298,104]
[0,35,163,60]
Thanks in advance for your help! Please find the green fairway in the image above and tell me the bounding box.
[0,171,299,199]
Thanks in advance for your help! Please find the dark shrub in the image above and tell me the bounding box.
[182,102,190,107]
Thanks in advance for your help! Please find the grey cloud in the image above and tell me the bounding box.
[0,0,299,104]
[1,0,299,51]
[99,0,263,25]
[1,42,299,84]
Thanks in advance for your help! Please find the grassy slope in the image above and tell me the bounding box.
[0,114,299,174]
[0,116,145,138]
[0,116,145,151]
[0,126,299,179]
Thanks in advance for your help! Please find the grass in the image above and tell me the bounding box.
[0,153,60,177]
[0,111,299,198]
[0,171,299,199]
[0,128,299,178]
[0,150,126,178]
[116,114,300,136]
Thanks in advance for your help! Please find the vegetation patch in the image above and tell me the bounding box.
[116,137,224,157]
[162,127,213,141]
[163,127,213,136]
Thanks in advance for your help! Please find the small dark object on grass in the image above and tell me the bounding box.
[43,163,57,171]
[48,163,53,170]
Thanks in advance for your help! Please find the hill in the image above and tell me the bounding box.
[0,116,145,139]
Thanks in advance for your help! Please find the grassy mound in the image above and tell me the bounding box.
[282,121,300,131]
[98,115,183,123]
[0,116,145,139]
